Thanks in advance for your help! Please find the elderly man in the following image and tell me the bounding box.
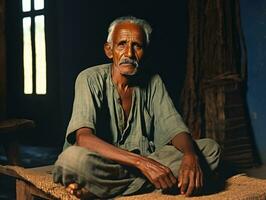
[53,16,221,199]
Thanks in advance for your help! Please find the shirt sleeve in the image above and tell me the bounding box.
[65,71,101,145]
[152,75,190,149]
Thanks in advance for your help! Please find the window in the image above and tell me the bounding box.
[22,0,46,95]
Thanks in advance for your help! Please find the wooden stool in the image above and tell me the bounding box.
[0,119,35,165]
[0,165,55,200]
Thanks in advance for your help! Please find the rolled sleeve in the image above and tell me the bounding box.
[66,72,100,145]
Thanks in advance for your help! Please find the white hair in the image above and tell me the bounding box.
[107,16,152,46]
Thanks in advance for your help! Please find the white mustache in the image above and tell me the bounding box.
[119,58,139,68]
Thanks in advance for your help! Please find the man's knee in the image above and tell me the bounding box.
[53,146,134,198]
[53,145,127,182]
[55,146,96,167]
[196,138,221,170]
[53,146,101,184]
[200,138,220,156]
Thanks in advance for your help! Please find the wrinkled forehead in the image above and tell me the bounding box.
[112,22,146,42]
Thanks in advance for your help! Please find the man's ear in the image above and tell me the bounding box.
[104,43,113,59]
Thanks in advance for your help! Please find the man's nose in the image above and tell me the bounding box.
[125,44,134,58]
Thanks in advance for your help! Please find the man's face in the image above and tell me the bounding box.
[106,22,146,76]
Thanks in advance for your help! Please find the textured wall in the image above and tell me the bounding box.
[241,0,266,163]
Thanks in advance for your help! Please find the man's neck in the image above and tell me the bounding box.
[111,65,133,91]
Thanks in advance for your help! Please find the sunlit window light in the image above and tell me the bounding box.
[23,17,33,94]
[34,0,44,10]
[22,0,31,12]
[35,15,47,94]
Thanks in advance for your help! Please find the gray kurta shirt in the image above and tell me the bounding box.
[64,63,189,155]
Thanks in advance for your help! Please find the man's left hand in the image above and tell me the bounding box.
[177,153,203,196]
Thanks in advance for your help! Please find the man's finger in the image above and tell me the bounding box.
[200,170,204,188]
[178,172,183,188]
[165,170,177,188]
[194,171,202,196]
[169,172,177,185]
[158,177,169,189]
[153,179,161,189]
[181,175,189,194]
[195,171,200,189]
[186,172,195,196]
[163,175,175,188]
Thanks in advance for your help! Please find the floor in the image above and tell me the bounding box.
[244,164,266,179]
[0,146,265,200]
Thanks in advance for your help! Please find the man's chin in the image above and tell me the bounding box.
[117,65,139,76]
[121,69,138,76]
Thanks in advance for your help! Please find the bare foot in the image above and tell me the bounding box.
[66,183,95,199]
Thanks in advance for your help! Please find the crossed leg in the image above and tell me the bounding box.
[53,138,221,198]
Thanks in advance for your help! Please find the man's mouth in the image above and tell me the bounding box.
[119,58,139,68]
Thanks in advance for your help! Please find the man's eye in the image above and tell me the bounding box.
[118,42,126,48]
[134,44,142,50]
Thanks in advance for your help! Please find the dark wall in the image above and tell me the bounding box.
[241,0,266,163]
[5,0,187,147]
[56,0,188,146]
[5,0,61,146]
[0,0,6,120]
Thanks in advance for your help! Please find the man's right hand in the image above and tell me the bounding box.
[136,157,177,190]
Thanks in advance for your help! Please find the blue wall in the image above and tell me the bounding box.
[241,1,266,163]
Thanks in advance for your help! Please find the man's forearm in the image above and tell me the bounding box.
[171,132,196,154]
[76,127,143,167]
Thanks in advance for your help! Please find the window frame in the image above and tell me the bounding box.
[21,0,47,95]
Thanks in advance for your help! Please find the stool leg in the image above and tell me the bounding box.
[16,179,34,200]
[3,139,20,165]
[16,179,54,200]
